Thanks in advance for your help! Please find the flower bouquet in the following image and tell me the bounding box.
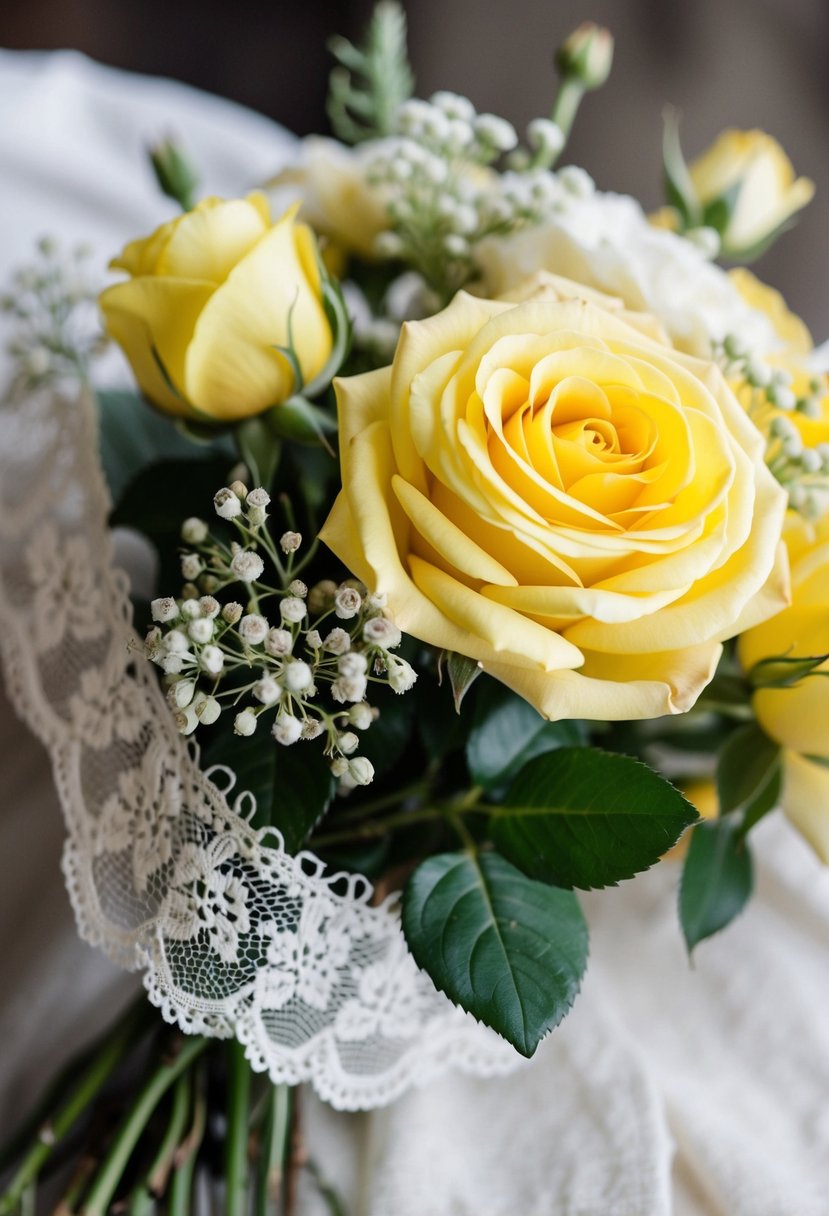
[1,5,827,1211]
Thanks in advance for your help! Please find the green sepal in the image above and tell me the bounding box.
[748,652,829,690]
[440,651,482,713]
[402,849,588,1057]
[489,748,698,890]
[662,109,702,229]
[679,818,753,953]
[235,416,283,490]
[301,270,353,400]
[264,396,338,452]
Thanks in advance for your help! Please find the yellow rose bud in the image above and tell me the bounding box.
[738,513,829,861]
[100,193,333,422]
[321,276,789,722]
[688,130,814,260]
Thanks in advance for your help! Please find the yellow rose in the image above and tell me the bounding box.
[689,130,814,259]
[266,137,390,262]
[100,193,333,422]
[321,277,789,721]
[738,513,829,861]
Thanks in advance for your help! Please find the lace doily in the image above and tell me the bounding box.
[0,384,519,1110]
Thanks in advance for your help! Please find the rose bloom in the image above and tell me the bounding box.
[100,193,332,422]
[321,275,788,720]
[266,137,391,262]
[739,513,829,862]
[687,130,814,260]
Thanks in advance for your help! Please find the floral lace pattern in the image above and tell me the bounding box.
[0,384,518,1109]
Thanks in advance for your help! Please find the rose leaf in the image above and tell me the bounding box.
[402,850,588,1057]
[489,749,698,890]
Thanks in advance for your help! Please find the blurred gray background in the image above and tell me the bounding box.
[3,0,828,329]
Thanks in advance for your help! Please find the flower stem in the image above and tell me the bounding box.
[224,1040,252,1216]
[254,1085,294,1216]
[0,998,151,1216]
[167,1063,207,1216]
[79,1036,208,1216]
[549,77,585,147]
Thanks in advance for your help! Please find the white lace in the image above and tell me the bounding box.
[0,383,518,1110]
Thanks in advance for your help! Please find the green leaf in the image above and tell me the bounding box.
[716,723,780,814]
[96,390,232,504]
[466,682,585,790]
[441,651,482,712]
[490,749,698,890]
[203,724,333,852]
[739,764,781,838]
[748,652,829,689]
[661,108,701,229]
[327,1,414,144]
[402,850,587,1056]
[679,819,753,952]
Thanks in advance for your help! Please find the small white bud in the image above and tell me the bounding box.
[151,597,179,623]
[188,618,214,644]
[301,717,325,740]
[283,660,314,693]
[239,614,269,646]
[194,693,221,725]
[253,675,282,705]
[363,617,402,648]
[222,602,243,625]
[801,447,822,474]
[331,675,368,704]
[167,679,196,709]
[348,702,374,730]
[264,627,292,657]
[234,708,257,736]
[323,628,351,655]
[474,113,518,151]
[273,714,302,746]
[443,234,469,259]
[745,357,771,388]
[389,657,418,693]
[280,596,307,623]
[229,480,248,500]
[288,579,308,598]
[335,586,362,619]
[430,90,476,122]
[230,550,265,583]
[338,731,360,756]
[557,165,595,198]
[214,487,243,519]
[246,487,270,509]
[330,756,350,778]
[279,531,302,554]
[199,596,220,619]
[526,117,565,157]
[305,629,323,650]
[181,517,208,544]
[200,645,224,676]
[174,704,200,735]
[374,231,405,259]
[164,629,190,654]
[180,599,202,620]
[347,757,375,786]
[162,654,186,675]
[338,652,368,677]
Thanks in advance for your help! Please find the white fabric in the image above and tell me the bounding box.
[1,49,828,1213]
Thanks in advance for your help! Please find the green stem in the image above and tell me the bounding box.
[80,1036,208,1216]
[549,77,585,147]
[255,1085,294,1216]
[142,1069,191,1198]
[312,805,445,849]
[0,999,151,1216]
[225,1040,252,1216]
[167,1064,207,1216]
[331,779,432,826]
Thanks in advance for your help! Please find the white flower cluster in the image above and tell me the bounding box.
[0,237,105,393]
[717,335,829,517]
[366,90,585,297]
[144,481,417,789]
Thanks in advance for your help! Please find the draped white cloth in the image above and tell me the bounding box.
[1,49,828,1215]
